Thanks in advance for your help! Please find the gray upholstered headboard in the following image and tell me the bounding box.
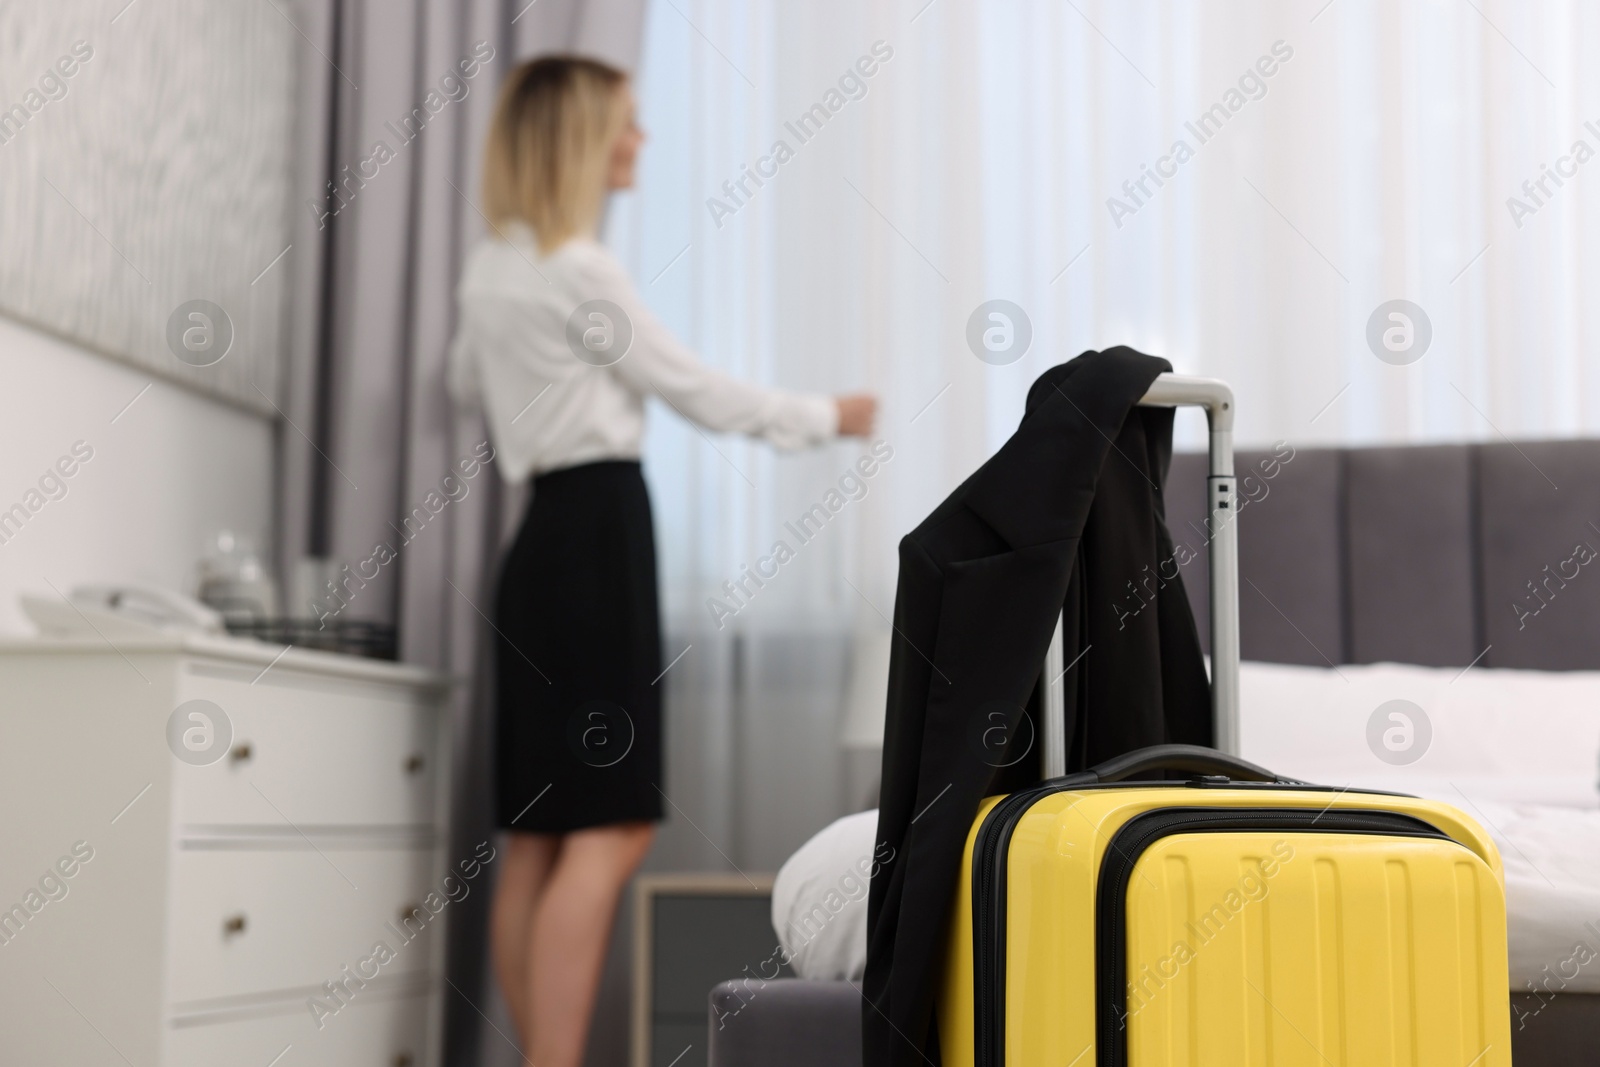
[1166,441,1600,671]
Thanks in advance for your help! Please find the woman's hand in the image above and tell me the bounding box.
[835,394,878,437]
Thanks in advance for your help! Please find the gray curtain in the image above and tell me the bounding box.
[275,1,646,1064]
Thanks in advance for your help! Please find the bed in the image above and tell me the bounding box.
[707,439,1600,1066]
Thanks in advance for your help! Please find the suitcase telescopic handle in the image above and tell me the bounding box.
[1084,744,1276,784]
[1040,374,1240,774]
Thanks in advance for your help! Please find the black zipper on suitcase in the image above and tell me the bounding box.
[971,795,1452,1067]
[971,778,1084,1067]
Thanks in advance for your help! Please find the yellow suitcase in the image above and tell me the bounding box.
[937,377,1513,1066]
[937,745,1513,1066]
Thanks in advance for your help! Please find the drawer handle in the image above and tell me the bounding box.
[398,903,423,924]
[222,913,247,936]
[230,742,253,763]
[393,1054,414,1067]
[404,753,425,775]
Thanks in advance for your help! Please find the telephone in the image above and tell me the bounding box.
[21,583,225,639]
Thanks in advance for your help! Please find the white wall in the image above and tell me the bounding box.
[0,316,274,635]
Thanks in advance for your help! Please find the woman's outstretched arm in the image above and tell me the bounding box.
[574,246,875,442]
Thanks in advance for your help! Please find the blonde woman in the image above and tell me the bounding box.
[449,56,876,1067]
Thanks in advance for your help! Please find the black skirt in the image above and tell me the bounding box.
[493,460,663,832]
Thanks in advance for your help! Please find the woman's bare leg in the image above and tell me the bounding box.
[527,822,656,1067]
[490,832,560,1051]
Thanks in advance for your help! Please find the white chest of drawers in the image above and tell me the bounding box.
[0,634,457,1067]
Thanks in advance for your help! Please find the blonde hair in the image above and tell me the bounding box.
[482,55,630,253]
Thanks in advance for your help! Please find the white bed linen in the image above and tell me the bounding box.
[775,661,1600,991]
[1239,660,1600,810]
[774,802,1600,993]
[1469,799,1600,996]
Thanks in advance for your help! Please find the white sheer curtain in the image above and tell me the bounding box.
[603,0,1600,871]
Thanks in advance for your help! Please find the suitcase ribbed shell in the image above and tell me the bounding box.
[939,786,1512,1067]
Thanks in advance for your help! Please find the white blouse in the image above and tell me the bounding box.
[448,224,839,482]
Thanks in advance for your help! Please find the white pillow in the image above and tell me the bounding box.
[772,809,882,981]
[1239,660,1600,809]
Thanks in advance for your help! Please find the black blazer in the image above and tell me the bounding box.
[863,349,1212,1066]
